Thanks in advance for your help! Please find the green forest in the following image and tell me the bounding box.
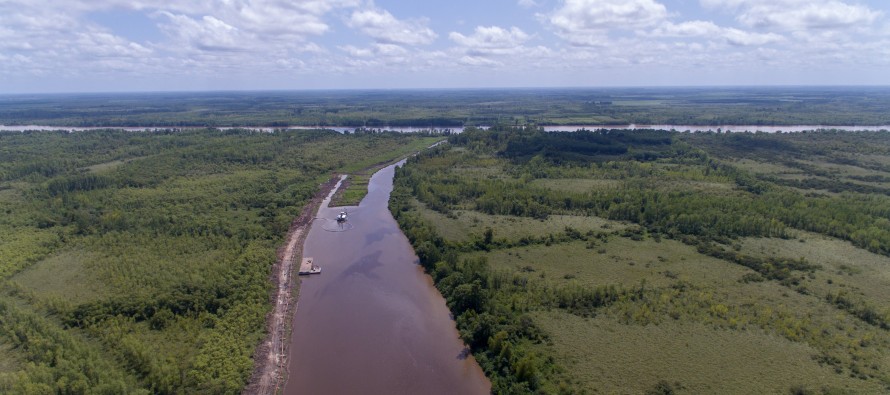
[3,87,890,128]
[0,129,439,394]
[390,127,890,394]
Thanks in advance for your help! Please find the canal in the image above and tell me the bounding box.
[283,160,490,394]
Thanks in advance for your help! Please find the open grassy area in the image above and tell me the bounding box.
[474,237,747,290]
[334,174,370,206]
[11,250,109,305]
[417,206,626,244]
[533,310,882,394]
[391,127,890,393]
[738,232,890,312]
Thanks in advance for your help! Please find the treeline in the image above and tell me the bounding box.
[683,129,890,158]
[763,175,890,195]
[692,240,819,285]
[390,183,569,394]
[450,126,675,164]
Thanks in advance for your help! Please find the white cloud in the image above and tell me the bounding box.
[550,0,668,29]
[0,0,159,77]
[649,21,783,46]
[545,0,669,46]
[227,1,334,37]
[701,0,881,31]
[159,13,246,52]
[0,0,889,91]
[722,28,784,46]
[348,8,437,46]
[450,26,531,56]
[75,30,153,57]
[650,21,721,37]
[0,0,372,81]
[340,43,408,58]
[447,26,552,71]
[459,55,503,67]
[151,0,364,53]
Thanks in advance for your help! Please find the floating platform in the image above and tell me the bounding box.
[298,257,321,275]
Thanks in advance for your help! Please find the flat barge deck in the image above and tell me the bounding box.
[298,257,321,275]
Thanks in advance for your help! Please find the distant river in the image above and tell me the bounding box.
[283,161,490,394]
[0,125,462,133]
[541,124,890,133]
[3,124,889,134]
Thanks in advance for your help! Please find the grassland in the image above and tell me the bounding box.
[0,129,439,393]
[414,202,625,244]
[533,311,871,394]
[390,127,890,394]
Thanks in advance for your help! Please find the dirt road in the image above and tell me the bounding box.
[243,175,345,395]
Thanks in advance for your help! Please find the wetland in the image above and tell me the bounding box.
[3,89,890,394]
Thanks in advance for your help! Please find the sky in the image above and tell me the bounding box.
[1,0,889,93]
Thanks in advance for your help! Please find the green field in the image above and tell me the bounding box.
[0,129,438,393]
[390,127,890,394]
[533,311,870,394]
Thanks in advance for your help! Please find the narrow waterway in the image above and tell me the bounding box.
[283,161,490,395]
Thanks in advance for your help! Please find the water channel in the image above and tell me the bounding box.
[283,161,490,394]
[3,124,890,134]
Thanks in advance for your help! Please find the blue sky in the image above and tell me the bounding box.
[1,0,889,93]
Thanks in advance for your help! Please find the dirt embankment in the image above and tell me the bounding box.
[243,175,342,395]
[328,176,352,207]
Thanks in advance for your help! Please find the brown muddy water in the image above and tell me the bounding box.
[283,161,490,395]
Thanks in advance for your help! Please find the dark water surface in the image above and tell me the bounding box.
[284,162,490,395]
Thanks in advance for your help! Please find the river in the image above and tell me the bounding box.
[283,161,490,395]
[3,124,889,134]
[540,124,890,133]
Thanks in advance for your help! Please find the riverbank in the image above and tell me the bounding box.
[243,175,345,395]
[244,138,448,393]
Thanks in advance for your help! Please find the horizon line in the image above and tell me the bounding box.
[4,84,890,96]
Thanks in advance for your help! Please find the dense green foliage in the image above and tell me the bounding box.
[391,127,890,393]
[3,87,890,127]
[0,129,438,393]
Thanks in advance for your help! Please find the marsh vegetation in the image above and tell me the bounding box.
[4,88,890,394]
[390,126,890,394]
